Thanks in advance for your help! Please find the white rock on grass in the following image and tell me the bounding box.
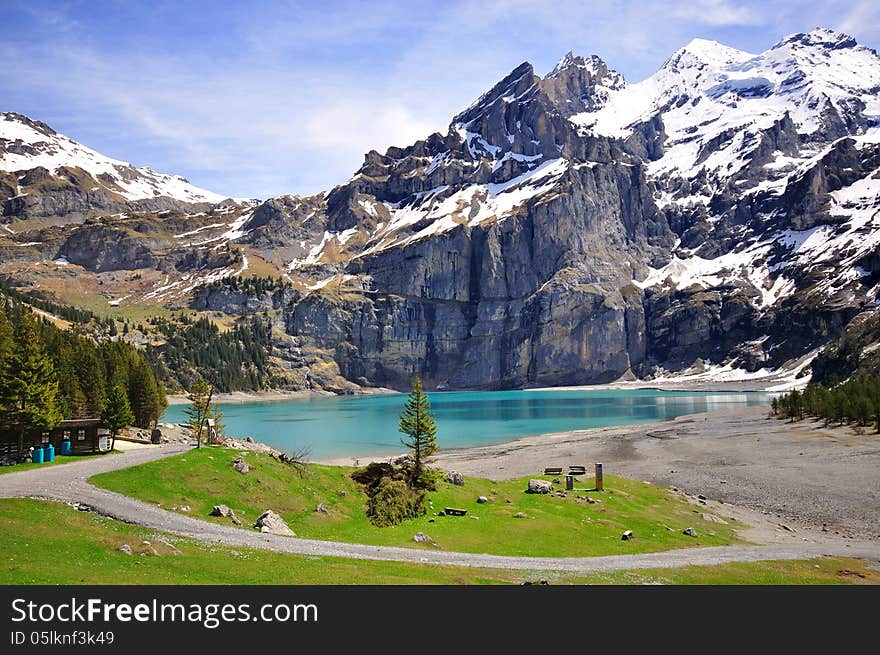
[528,479,552,494]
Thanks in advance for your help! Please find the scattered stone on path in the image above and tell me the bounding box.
[552,478,562,485]
[476,496,488,504]
[412,532,433,543]
[513,512,528,519]
[702,512,728,525]
[683,527,698,537]
[437,511,445,516]
[428,518,435,523]
[621,530,633,541]
[255,510,295,536]
[445,471,465,486]
[180,506,191,513]
[528,479,552,494]
[585,496,599,504]
[231,455,250,474]
[469,515,479,520]
[315,503,329,514]
[505,498,513,503]
[118,544,132,555]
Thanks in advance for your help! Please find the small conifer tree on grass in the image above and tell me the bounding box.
[398,376,438,488]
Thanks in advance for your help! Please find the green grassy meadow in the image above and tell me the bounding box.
[92,446,743,557]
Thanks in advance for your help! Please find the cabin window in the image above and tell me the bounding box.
[41,432,50,444]
[63,430,71,440]
[77,429,85,441]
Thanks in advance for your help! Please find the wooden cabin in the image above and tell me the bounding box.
[0,418,110,463]
[49,419,110,455]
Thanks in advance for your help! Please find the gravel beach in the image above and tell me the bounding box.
[429,406,880,541]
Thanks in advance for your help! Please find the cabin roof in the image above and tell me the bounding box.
[56,419,101,429]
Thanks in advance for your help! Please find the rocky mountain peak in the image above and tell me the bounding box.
[1,112,57,138]
[776,27,861,52]
[452,61,538,129]
[540,51,625,117]
[661,37,753,73]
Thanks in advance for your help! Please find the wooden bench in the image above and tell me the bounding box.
[444,507,468,516]
[568,466,587,475]
[543,467,563,475]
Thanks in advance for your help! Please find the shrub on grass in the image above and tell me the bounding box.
[366,478,426,527]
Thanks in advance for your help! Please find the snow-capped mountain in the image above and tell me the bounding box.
[0,112,225,211]
[232,27,879,389]
[3,27,880,393]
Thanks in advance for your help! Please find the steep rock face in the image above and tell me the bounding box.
[235,28,880,390]
[286,152,665,388]
[58,223,164,272]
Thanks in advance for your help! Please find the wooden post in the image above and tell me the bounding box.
[595,462,604,491]
[565,475,573,490]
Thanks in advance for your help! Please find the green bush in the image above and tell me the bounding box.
[351,462,399,489]
[366,478,426,527]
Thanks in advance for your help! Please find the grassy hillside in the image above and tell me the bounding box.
[93,446,744,558]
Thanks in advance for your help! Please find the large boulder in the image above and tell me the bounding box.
[528,479,553,494]
[231,455,250,474]
[255,510,295,536]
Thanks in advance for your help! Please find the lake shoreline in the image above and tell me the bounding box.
[166,387,399,406]
[166,377,790,407]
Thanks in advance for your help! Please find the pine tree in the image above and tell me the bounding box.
[128,360,162,428]
[0,308,12,364]
[101,384,134,451]
[398,376,438,487]
[0,312,62,455]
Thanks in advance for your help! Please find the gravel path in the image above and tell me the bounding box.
[2,442,879,573]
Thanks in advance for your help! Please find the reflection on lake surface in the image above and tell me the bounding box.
[161,388,770,460]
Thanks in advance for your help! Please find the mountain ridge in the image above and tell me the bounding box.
[2,27,880,393]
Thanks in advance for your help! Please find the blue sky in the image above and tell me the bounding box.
[4,0,880,199]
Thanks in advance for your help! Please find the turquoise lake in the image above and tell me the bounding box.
[161,389,771,461]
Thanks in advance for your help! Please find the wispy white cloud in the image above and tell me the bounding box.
[3,1,879,198]
[676,1,762,27]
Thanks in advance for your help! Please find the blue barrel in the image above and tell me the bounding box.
[32,446,44,464]
[61,440,72,456]
[44,443,55,462]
